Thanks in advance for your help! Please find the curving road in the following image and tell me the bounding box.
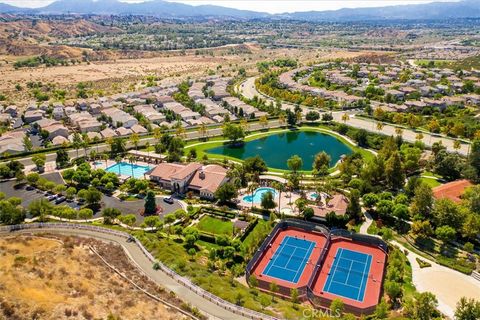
[237,77,470,155]
[0,226,249,320]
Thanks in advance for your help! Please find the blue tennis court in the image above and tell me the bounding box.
[262,236,316,283]
[323,248,372,302]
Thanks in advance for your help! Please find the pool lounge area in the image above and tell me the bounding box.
[242,187,278,204]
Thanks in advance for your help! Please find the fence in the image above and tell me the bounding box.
[0,223,279,320]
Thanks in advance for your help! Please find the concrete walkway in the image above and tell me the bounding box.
[359,212,480,319]
[0,227,248,320]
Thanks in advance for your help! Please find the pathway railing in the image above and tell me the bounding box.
[0,223,280,320]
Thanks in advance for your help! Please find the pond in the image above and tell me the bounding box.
[207,130,352,170]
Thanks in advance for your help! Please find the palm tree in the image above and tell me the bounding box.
[175,125,186,139]
[115,155,122,175]
[93,135,100,154]
[278,113,286,128]
[395,127,403,138]
[72,133,82,159]
[199,123,207,140]
[416,132,424,142]
[271,181,284,215]
[145,142,151,163]
[102,153,108,167]
[82,134,90,158]
[376,122,384,132]
[130,133,140,158]
[153,127,162,145]
[106,137,114,155]
[259,115,268,130]
[240,118,249,134]
[128,155,136,177]
[341,113,349,124]
[453,140,461,152]
[247,182,259,209]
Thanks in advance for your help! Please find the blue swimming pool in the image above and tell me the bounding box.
[243,187,277,204]
[106,162,153,179]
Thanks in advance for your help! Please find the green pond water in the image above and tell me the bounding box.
[207,130,352,170]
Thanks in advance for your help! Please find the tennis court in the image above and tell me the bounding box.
[323,248,372,302]
[262,236,316,283]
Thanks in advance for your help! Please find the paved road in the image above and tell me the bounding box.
[0,226,248,320]
[9,119,284,167]
[238,76,470,155]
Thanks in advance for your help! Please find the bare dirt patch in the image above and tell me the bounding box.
[0,235,193,320]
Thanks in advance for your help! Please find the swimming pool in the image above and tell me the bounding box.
[106,162,153,179]
[243,187,277,204]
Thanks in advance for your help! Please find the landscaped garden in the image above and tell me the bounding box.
[196,215,234,235]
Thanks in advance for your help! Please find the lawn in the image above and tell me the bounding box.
[418,177,442,188]
[196,216,234,235]
[184,125,374,174]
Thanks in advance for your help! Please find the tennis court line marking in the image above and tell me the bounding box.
[325,248,343,292]
[292,240,315,283]
[357,254,372,301]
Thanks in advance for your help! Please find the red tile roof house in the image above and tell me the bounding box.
[309,194,349,220]
[148,163,229,199]
[432,179,473,203]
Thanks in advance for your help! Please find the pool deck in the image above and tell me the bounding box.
[237,188,300,214]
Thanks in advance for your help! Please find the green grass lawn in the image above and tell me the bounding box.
[184,125,374,174]
[418,177,442,188]
[196,216,234,235]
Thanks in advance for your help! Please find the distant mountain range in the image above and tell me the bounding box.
[1,0,480,21]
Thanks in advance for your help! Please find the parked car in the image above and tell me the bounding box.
[47,195,57,201]
[163,197,174,204]
[26,185,35,191]
[55,196,66,204]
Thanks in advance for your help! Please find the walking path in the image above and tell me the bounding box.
[0,224,259,320]
[358,213,480,319]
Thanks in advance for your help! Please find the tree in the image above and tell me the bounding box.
[287,155,303,173]
[119,214,136,227]
[385,151,404,190]
[362,193,378,209]
[410,220,434,239]
[72,133,83,158]
[249,275,258,288]
[223,123,245,144]
[305,111,320,122]
[0,199,26,224]
[28,198,54,219]
[26,172,40,185]
[374,299,389,319]
[384,281,402,303]
[432,198,465,229]
[410,183,433,220]
[435,225,456,243]
[243,156,267,176]
[346,189,362,221]
[302,207,314,220]
[214,182,238,204]
[259,115,268,129]
[144,190,157,215]
[313,151,330,176]
[330,298,345,316]
[405,292,439,320]
[85,187,102,206]
[261,191,276,210]
[353,129,368,147]
[269,282,278,301]
[23,135,33,152]
[271,182,284,214]
[32,154,46,172]
[56,149,70,168]
[102,207,121,224]
[455,297,480,320]
[78,208,93,221]
[290,288,299,304]
[144,216,161,229]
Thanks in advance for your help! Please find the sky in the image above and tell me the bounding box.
[2,0,457,14]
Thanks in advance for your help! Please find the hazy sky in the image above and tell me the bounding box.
[3,0,456,14]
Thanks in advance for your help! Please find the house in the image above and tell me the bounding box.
[86,132,102,141]
[43,124,69,140]
[432,179,473,203]
[102,107,138,128]
[3,105,18,117]
[23,110,45,123]
[133,105,166,123]
[148,162,228,198]
[52,106,65,120]
[0,131,25,155]
[115,127,132,136]
[69,112,102,133]
[385,89,405,100]
[131,124,148,134]
[100,128,117,139]
[309,194,349,219]
[51,136,69,146]
[188,82,206,100]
